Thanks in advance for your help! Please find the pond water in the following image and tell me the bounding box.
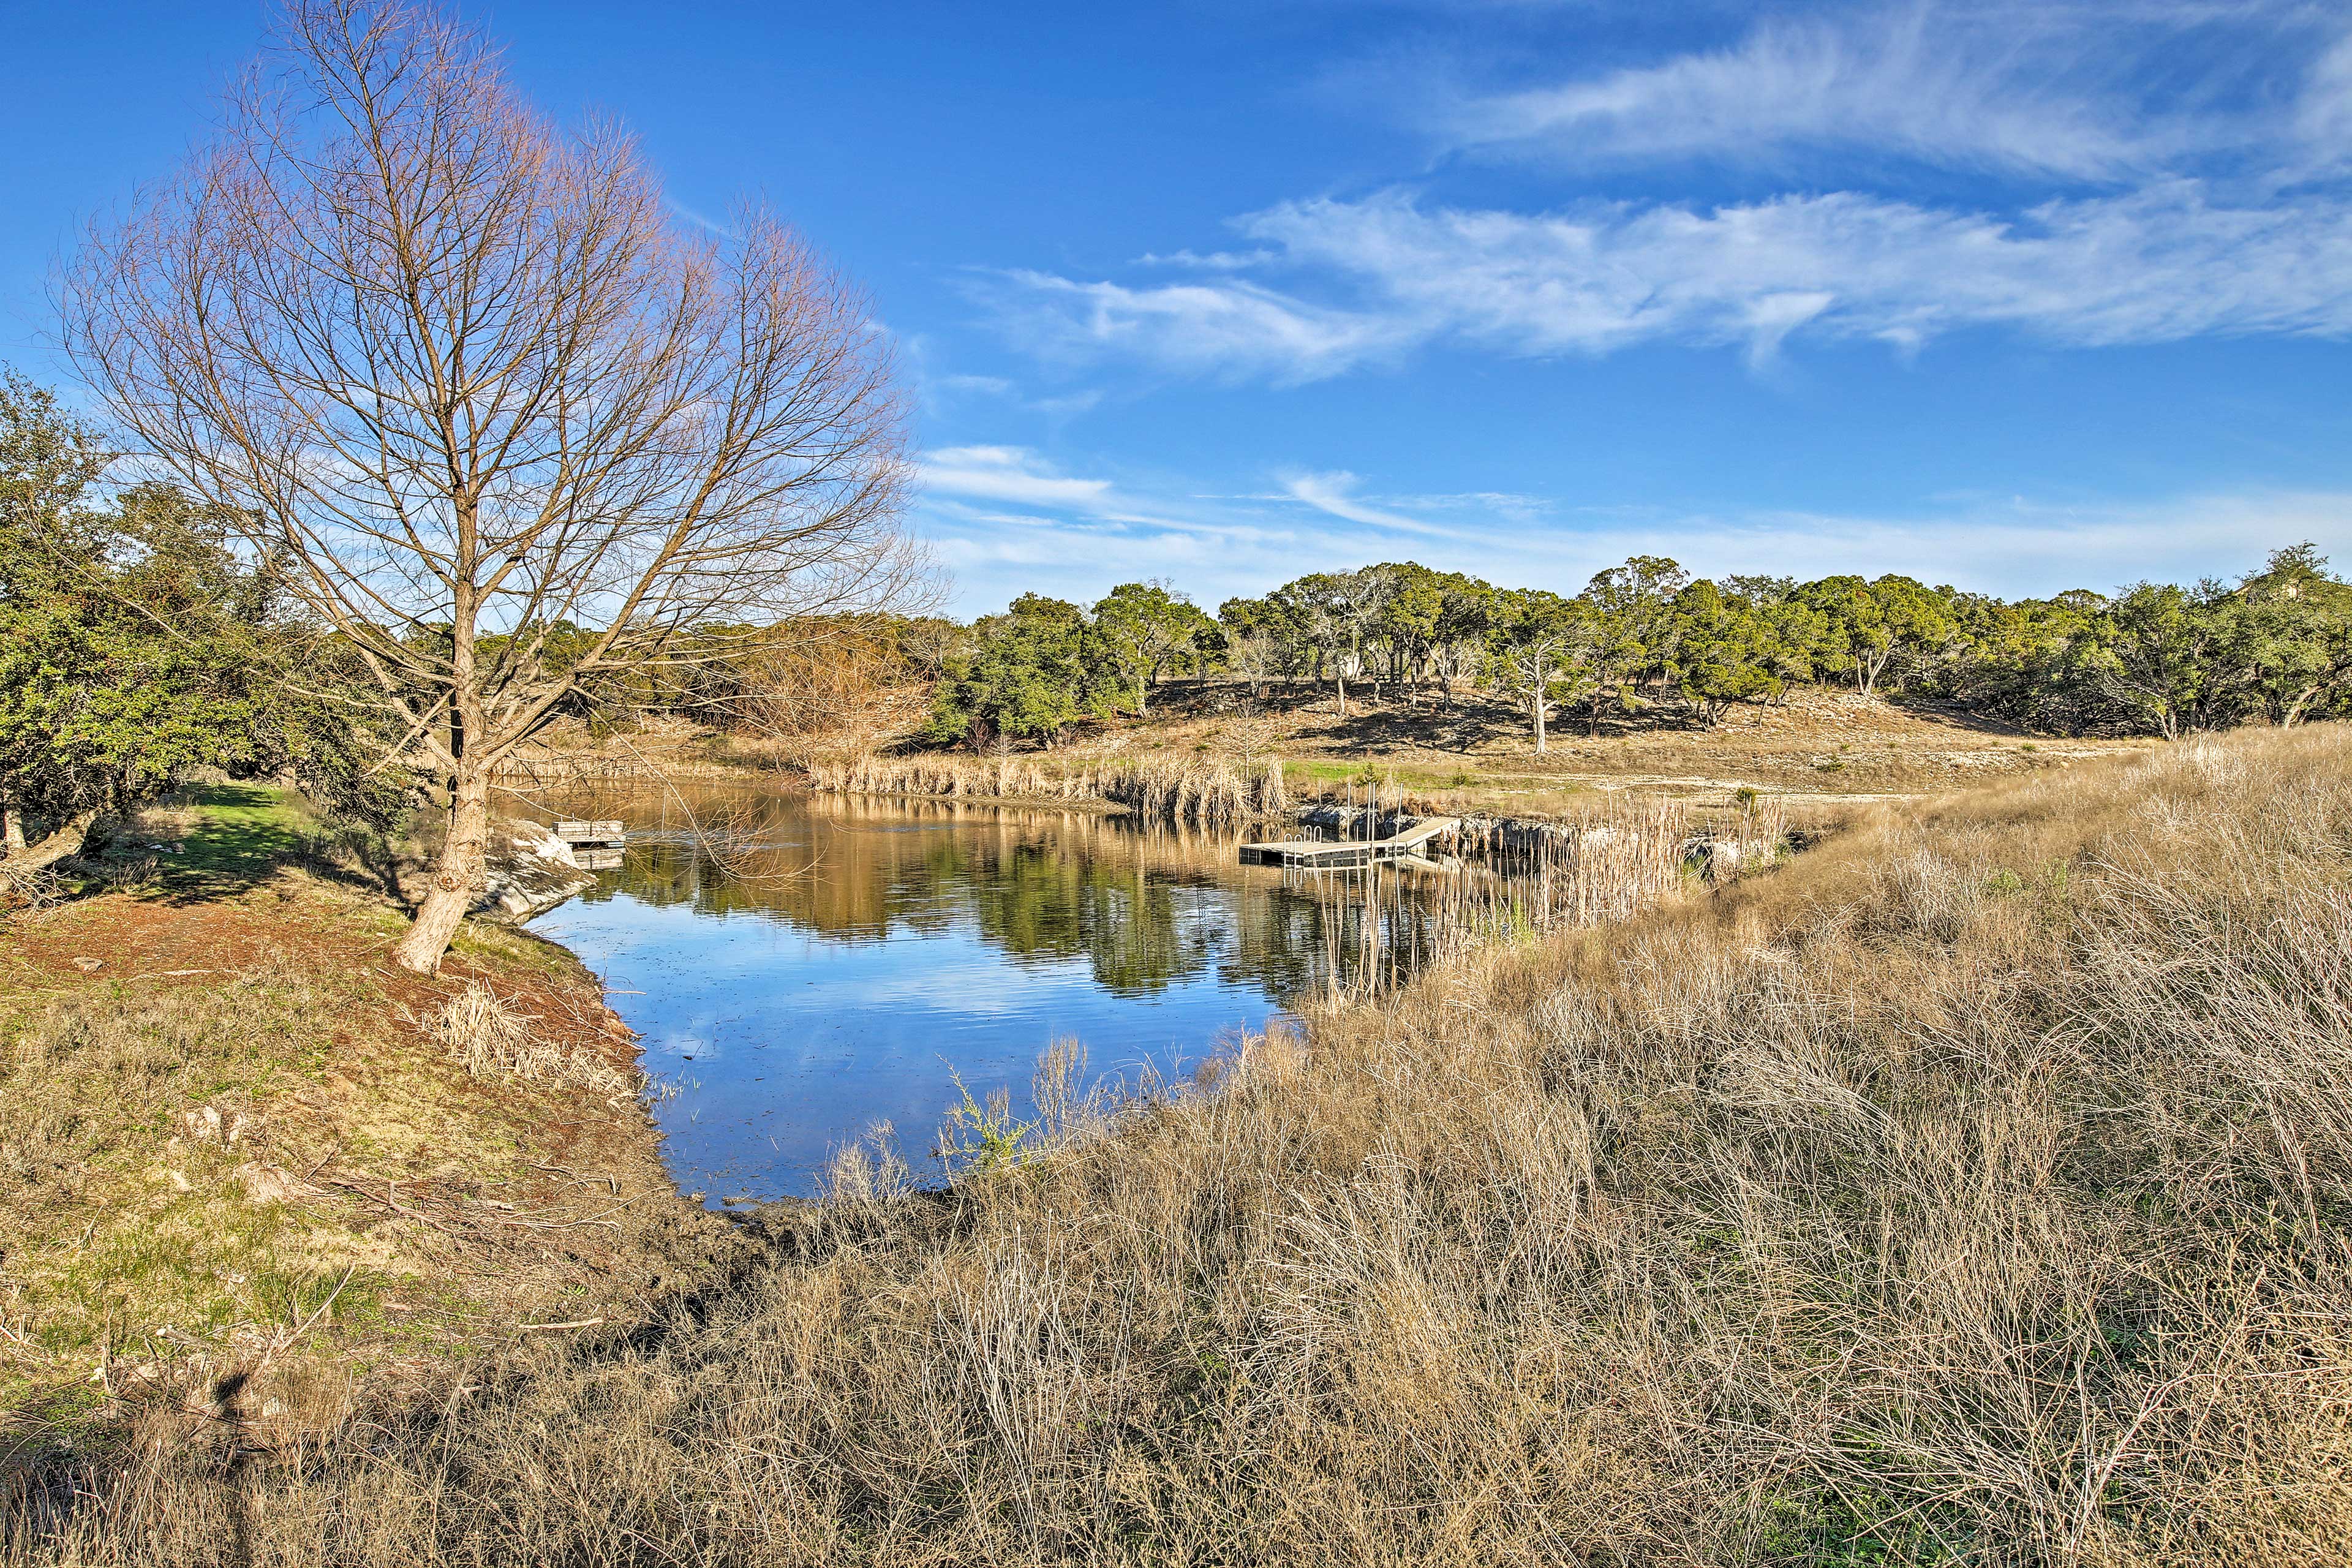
[532,788,1440,1204]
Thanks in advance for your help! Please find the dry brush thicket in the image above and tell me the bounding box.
[13,725,2352,1566]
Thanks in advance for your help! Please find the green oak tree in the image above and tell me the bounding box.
[1672,581,1784,725]
[1484,589,1589,753]
[928,595,1106,747]
[1,372,391,876]
[1091,581,1214,717]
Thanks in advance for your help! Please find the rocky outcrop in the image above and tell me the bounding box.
[477,820,599,922]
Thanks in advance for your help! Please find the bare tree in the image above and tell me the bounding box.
[734,616,941,760]
[65,0,919,972]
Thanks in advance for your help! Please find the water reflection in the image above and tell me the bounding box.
[532,788,1438,1203]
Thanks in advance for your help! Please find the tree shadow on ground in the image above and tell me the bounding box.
[163,785,305,891]
[1296,701,1515,756]
[80,783,405,908]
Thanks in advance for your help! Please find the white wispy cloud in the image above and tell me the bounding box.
[971,2,2352,382]
[925,370,1107,421]
[921,445,1118,510]
[664,198,742,239]
[988,181,2352,379]
[1434,4,2249,178]
[914,447,1529,609]
[1278,470,1464,538]
[2294,30,2352,175]
[985,272,1419,385]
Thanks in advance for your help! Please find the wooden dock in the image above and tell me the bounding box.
[1239,816,1460,870]
[554,820,625,869]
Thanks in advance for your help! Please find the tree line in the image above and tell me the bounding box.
[927,552,2352,751]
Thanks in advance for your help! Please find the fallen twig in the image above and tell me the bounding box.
[252,1264,355,1377]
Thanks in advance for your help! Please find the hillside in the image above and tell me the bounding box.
[1067,680,2155,814]
[17,724,2350,1565]
[502,684,2154,829]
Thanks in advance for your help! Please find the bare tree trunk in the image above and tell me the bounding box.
[1532,693,1548,753]
[2,807,23,853]
[1136,676,1148,717]
[1335,671,1347,719]
[1,809,101,875]
[393,767,490,973]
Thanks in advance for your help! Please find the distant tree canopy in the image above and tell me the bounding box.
[0,372,394,866]
[929,594,1120,747]
[900,545,2352,752]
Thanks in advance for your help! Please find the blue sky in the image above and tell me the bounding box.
[6,1,2351,614]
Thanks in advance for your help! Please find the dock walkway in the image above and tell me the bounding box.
[554,820,626,870]
[1239,816,1460,870]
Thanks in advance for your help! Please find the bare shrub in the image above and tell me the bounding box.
[0,861,66,914]
[96,855,160,894]
[733,619,939,762]
[420,983,630,1098]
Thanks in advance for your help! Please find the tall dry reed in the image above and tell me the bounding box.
[15,726,2352,1566]
[803,752,1288,828]
[1286,796,1702,1005]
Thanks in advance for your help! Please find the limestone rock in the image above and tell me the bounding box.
[235,1162,309,1204]
[475,820,599,923]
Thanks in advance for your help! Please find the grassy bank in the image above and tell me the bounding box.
[0,788,726,1466]
[12,725,2348,1563]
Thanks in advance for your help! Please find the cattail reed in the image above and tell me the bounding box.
[802,753,1289,828]
[1282,797,1728,1005]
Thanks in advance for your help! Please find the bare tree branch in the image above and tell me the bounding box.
[64,0,924,972]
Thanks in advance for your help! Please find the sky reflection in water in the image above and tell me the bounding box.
[534,791,1394,1204]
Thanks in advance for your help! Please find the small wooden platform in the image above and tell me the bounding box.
[1240,816,1459,870]
[554,819,624,846]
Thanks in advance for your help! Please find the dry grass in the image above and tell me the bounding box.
[0,865,726,1476]
[1068,680,2155,812]
[805,752,1290,827]
[15,725,2352,1564]
[420,983,635,1098]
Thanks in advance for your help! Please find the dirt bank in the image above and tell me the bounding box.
[0,788,734,1457]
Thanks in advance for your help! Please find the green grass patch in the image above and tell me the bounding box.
[169,784,316,886]
[1754,1486,1970,1565]
[1280,758,1470,793]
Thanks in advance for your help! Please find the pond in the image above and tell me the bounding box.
[532,788,1451,1205]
